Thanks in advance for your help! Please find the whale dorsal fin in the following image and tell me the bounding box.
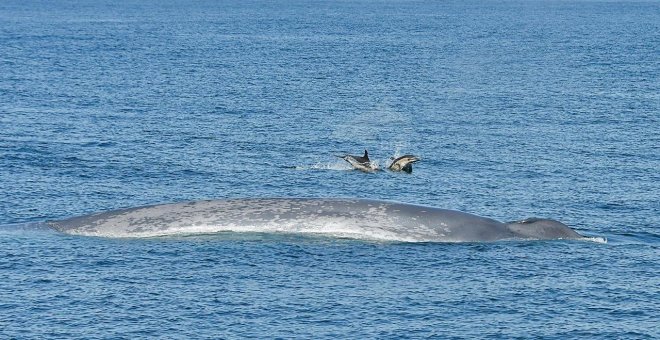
[363,149,369,161]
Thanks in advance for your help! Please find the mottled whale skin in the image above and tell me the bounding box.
[47,198,586,242]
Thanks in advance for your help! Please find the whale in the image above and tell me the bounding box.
[388,155,420,173]
[337,150,377,172]
[46,198,588,242]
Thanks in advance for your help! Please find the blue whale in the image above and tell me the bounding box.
[47,198,588,242]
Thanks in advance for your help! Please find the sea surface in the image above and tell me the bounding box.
[1,0,658,338]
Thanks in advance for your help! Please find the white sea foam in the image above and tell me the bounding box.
[583,236,608,244]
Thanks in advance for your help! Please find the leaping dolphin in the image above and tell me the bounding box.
[388,155,420,173]
[337,150,377,172]
[46,198,590,242]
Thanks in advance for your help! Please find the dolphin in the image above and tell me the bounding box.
[388,155,420,173]
[337,150,377,172]
[46,198,588,242]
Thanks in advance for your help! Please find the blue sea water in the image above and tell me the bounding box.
[1,0,659,338]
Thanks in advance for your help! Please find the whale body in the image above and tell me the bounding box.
[47,198,588,242]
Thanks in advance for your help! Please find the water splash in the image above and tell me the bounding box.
[292,158,386,172]
[583,236,608,244]
[291,160,353,171]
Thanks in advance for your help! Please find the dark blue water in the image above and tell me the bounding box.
[1,0,658,338]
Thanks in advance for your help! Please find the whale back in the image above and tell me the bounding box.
[506,218,584,240]
[46,198,585,242]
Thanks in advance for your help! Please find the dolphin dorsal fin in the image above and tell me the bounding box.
[363,149,369,161]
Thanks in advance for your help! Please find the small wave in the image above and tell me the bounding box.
[595,231,657,245]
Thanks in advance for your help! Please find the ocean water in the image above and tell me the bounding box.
[1,0,658,338]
